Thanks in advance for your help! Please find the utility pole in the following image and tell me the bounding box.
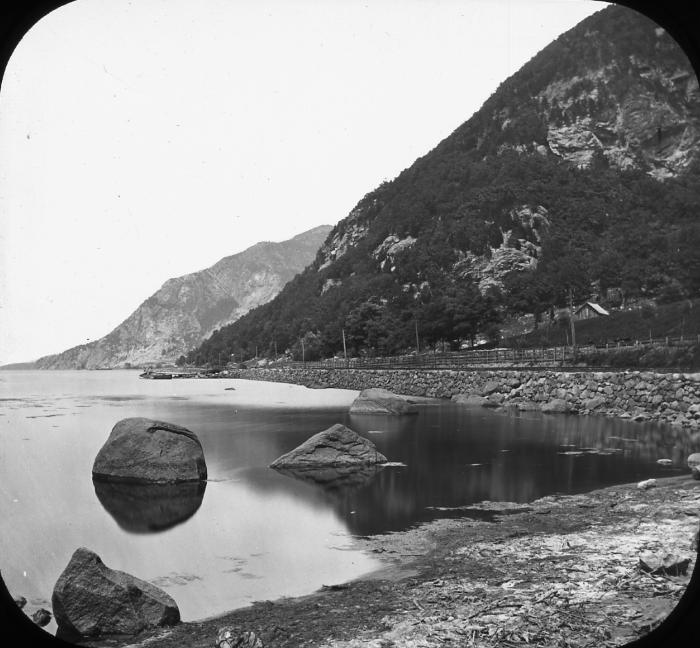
[415,319,420,354]
[568,288,577,361]
[342,328,348,366]
[301,337,305,364]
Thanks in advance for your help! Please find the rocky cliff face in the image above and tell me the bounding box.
[313,4,700,294]
[36,226,331,369]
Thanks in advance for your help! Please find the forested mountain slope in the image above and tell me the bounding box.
[190,4,700,364]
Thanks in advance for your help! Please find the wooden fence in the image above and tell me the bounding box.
[278,334,698,371]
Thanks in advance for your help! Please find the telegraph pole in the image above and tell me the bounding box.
[568,288,577,361]
[415,319,420,353]
[342,328,348,366]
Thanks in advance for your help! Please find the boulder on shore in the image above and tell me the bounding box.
[687,453,700,479]
[270,423,387,469]
[451,394,498,408]
[541,399,570,414]
[583,396,606,411]
[92,418,207,484]
[52,547,180,638]
[349,388,418,415]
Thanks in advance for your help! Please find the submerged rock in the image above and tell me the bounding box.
[13,595,26,609]
[92,418,207,484]
[270,423,387,469]
[52,547,180,637]
[93,480,206,533]
[349,388,418,415]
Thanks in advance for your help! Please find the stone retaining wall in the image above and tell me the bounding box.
[229,367,700,428]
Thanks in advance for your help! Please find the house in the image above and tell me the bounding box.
[574,302,610,321]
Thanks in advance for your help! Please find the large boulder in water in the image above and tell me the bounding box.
[270,423,387,469]
[92,418,207,484]
[52,547,180,638]
[349,388,418,415]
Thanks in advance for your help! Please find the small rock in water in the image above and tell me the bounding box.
[216,628,263,648]
[224,387,236,391]
[13,595,26,609]
[656,459,673,466]
[687,453,700,479]
[32,608,52,627]
[638,552,691,576]
[637,478,657,490]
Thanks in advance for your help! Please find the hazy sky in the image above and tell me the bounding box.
[0,0,607,364]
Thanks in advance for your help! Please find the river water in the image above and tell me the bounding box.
[0,370,695,632]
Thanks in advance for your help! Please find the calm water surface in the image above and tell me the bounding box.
[0,370,696,632]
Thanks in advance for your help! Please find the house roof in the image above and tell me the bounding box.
[576,302,610,316]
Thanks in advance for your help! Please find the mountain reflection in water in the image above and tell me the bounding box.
[93,480,207,533]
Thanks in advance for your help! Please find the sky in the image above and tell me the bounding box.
[0,0,607,365]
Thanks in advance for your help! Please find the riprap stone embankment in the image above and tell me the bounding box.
[228,367,700,428]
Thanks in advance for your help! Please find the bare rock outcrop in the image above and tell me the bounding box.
[52,547,180,638]
[92,418,207,484]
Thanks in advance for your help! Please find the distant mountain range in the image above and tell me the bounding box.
[189,4,700,363]
[32,225,331,369]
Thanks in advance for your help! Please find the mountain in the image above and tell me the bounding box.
[35,225,331,369]
[190,4,700,364]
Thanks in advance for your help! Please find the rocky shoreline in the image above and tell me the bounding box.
[71,474,699,648]
[228,367,700,429]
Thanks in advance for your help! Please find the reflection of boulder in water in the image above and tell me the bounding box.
[273,463,384,492]
[93,480,206,533]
